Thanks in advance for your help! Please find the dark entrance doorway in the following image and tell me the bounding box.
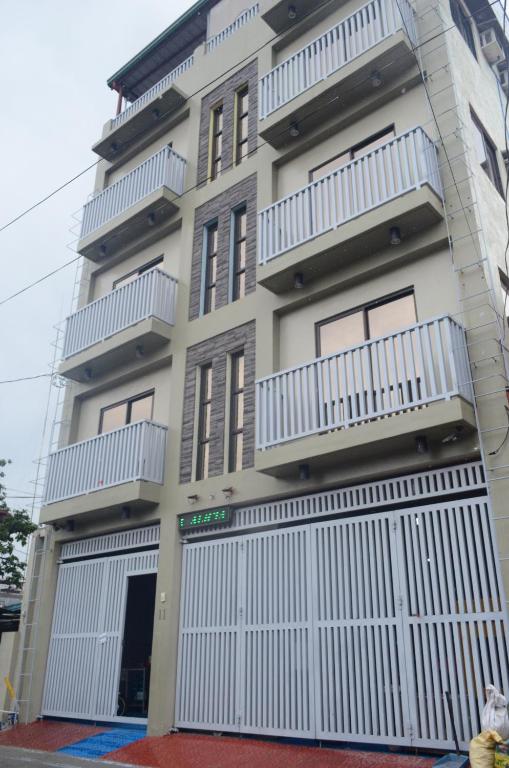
[117,573,157,718]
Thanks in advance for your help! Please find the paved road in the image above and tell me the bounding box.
[0,746,135,768]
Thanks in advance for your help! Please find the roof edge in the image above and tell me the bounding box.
[107,0,211,89]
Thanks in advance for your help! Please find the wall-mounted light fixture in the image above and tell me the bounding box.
[390,226,401,246]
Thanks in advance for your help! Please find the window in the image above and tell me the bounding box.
[316,292,416,356]
[231,206,247,301]
[500,269,509,323]
[196,365,213,480]
[450,0,476,58]
[229,351,245,472]
[210,104,223,180]
[99,391,154,434]
[471,111,503,195]
[310,126,395,182]
[235,86,249,165]
[203,222,219,314]
[113,256,164,290]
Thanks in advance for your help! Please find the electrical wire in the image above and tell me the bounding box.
[0,255,81,308]
[0,0,503,238]
[0,374,53,385]
[0,161,101,234]
[0,0,505,315]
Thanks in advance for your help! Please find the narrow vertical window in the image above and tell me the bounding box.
[197,364,213,480]
[235,86,249,165]
[471,111,504,196]
[229,351,245,472]
[210,104,223,180]
[450,0,476,58]
[204,222,218,314]
[232,206,247,301]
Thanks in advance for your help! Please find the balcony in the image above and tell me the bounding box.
[258,127,444,292]
[256,316,476,476]
[93,57,194,161]
[59,269,177,382]
[78,145,186,261]
[40,421,167,524]
[259,0,417,148]
[206,3,260,52]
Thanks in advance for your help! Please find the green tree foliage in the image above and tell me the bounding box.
[0,460,37,589]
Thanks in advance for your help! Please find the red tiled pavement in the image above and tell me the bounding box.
[0,721,106,752]
[104,732,436,768]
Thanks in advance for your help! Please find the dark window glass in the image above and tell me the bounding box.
[317,292,416,356]
[197,365,213,480]
[211,104,223,180]
[204,222,219,314]
[99,391,154,434]
[229,351,245,472]
[450,0,476,57]
[232,206,247,301]
[500,269,509,324]
[236,86,249,165]
[113,256,164,290]
[471,111,504,196]
[310,126,395,182]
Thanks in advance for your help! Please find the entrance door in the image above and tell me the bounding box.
[117,573,157,718]
[176,497,509,749]
[43,550,158,721]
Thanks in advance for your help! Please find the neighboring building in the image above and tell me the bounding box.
[0,596,21,720]
[15,0,509,751]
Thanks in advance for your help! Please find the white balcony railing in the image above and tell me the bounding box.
[62,268,178,359]
[206,3,260,52]
[256,316,472,450]
[258,127,442,264]
[110,55,194,131]
[259,0,417,119]
[43,421,167,505]
[80,145,186,240]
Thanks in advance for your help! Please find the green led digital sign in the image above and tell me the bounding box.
[178,506,232,531]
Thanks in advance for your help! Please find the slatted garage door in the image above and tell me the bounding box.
[176,498,509,749]
[42,550,158,720]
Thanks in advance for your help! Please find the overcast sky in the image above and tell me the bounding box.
[0,1,191,521]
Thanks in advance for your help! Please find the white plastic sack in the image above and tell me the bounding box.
[481,685,509,740]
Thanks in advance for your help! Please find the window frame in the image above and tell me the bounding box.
[112,256,164,290]
[196,363,213,481]
[450,0,477,58]
[98,389,155,434]
[309,125,395,183]
[315,289,416,357]
[471,110,504,197]
[210,102,224,181]
[230,204,247,302]
[228,349,245,473]
[201,219,219,315]
[235,85,249,166]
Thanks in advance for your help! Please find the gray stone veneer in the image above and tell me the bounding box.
[180,321,256,483]
[189,174,257,320]
[196,60,258,186]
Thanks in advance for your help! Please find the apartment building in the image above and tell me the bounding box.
[15,0,509,752]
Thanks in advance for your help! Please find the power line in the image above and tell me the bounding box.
[0,374,53,385]
[0,0,503,314]
[0,0,500,239]
[0,161,100,234]
[0,255,81,308]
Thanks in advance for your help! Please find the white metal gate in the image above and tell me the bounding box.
[176,498,509,749]
[42,549,158,721]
